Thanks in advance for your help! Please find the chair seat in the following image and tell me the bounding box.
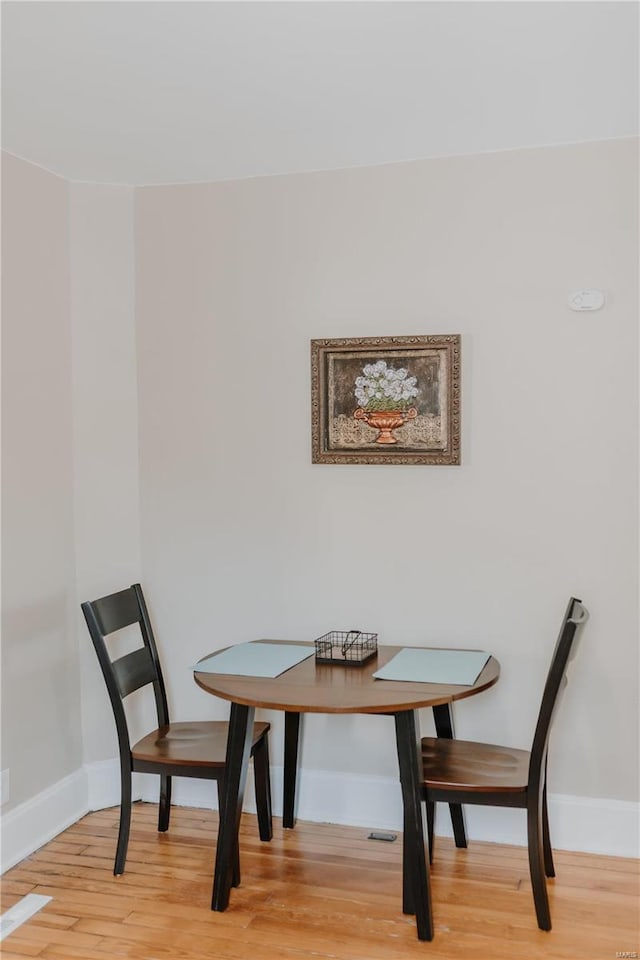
[421,736,530,793]
[132,720,270,767]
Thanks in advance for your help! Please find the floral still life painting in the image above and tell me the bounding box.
[311,335,460,465]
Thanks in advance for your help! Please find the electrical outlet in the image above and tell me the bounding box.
[1,769,10,806]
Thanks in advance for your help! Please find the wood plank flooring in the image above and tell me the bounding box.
[1,802,638,960]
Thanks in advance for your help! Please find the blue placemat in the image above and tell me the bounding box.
[373,648,490,685]
[194,642,314,679]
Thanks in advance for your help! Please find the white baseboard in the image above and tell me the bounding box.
[545,792,639,858]
[86,761,639,858]
[0,769,88,874]
[284,767,640,859]
[86,758,146,811]
[2,761,637,875]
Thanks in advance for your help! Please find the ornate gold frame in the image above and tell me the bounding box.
[311,334,461,465]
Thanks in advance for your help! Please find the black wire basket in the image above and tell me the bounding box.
[314,629,378,666]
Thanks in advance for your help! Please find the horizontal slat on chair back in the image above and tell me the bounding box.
[112,646,157,699]
[91,588,141,637]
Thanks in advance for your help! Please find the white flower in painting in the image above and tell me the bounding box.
[384,380,401,400]
[400,380,419,401]
[353,360,420,411]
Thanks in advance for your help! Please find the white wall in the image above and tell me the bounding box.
[1,154,82,810]
[135,139,638,814]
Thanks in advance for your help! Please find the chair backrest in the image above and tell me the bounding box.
[528,597,589,791]
[81,584,170,758]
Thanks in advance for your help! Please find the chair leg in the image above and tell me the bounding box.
[252,735,273,842]
[158,775,172,832]
[527,796,552,931]
[114,767,133,876]
[432,703,467,849]
[542,779,555,878]
[426,800,435,865]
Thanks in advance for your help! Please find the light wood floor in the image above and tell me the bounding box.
[1,802,637,960]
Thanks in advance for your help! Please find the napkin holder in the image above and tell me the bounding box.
[314,630,378,666]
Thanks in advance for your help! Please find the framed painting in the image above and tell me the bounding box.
[311,335,461,465]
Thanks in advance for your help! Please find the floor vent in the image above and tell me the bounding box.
[0,893,52,941]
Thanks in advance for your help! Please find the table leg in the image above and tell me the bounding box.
[402,802,414,915]
[395,709,434,942]
[283,711,302,829]
[211,702,255,911]
[432,703,467,848]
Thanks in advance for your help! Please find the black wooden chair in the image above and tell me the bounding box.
[420,597,588,930]
[81,583,273,877]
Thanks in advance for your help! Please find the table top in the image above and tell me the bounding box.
[194,641,500,714]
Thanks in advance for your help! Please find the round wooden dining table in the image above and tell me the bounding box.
[195,641,500,942]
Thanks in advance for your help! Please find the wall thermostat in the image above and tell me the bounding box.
[568,289,605,312]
